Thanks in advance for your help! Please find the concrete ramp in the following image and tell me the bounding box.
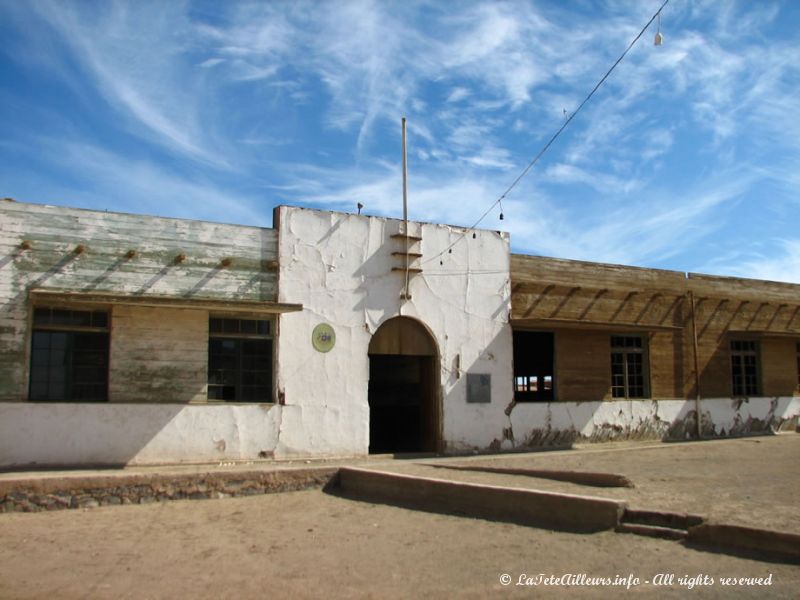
[336,467,625,533]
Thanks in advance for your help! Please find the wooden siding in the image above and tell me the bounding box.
[0,200,278,402]
[554,330,611,402]
[512,254,800,402]
[761,339,798,397]
[649,331,684,399]
[110,306,208,403]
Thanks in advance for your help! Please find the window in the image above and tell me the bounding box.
[730,340,760,396]
[208,317,273,402]
[610,335,649,399]
[513,331,554,402]
[29,307,109,401]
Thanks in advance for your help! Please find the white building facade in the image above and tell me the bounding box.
[0,199,797,468]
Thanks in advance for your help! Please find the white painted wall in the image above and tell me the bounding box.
[2,396,794,467]
[0,403,283,466]
[275,206,514,456]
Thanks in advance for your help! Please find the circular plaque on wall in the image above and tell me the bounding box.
[312,323,336,353]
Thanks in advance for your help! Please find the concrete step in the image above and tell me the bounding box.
[622,508,704,531]
[427,464,634,488]
[688,523,800,564]
[615,522,687,540]
[336,467,626,533]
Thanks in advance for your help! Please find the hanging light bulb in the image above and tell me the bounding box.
[654,12,663,46]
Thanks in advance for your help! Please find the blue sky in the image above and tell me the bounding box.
[1,0,799,282]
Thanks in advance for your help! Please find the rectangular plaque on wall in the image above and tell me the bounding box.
[467,373,491,403]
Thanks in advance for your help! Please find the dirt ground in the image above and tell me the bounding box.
[0,435,798,599]
[1,488,798,600]
[381,434,800,534]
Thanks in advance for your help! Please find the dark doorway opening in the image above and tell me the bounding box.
[368,355,437,453]
[513,330,555,402]
[368,317,439,454]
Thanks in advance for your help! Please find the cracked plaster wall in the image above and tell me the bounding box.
[274,206,513,456]
[506,397,800,448]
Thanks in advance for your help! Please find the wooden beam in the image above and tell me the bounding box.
[726,329,800,340]
[511,317,683,332]
[28,288,303,314]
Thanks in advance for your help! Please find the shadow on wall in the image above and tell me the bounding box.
[442,329,515,454]
[0,402,282,470]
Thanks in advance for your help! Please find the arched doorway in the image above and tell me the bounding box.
[368,317,440,454]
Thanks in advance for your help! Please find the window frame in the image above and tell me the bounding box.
[207,316,275,403]
[610,334,650,399]
[28,306,110,402]
[730,339,761,397]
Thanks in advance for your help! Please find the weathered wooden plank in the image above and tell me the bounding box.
[649,331,684,398]
[511,254,687,292]
[1,201,273,240]
[1,201,282,403]
[761,339,797,396]
[688,272,800,304]
[512,286,684,328]
[554,329,612,401]
[512,253,800,403]
[110,306,208,403]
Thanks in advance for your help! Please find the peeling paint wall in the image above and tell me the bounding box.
[506,397,800,449]
[274,206,514,456]
[110,306,208,403]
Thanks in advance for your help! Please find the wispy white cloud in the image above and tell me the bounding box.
[498,169,754,267]
[707,240,800,285]
[446,87,470,103]
[28,1,226,166]
[543,163,643,196]
[198,57,224,69]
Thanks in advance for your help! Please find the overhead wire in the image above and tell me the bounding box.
[422,0,670,266]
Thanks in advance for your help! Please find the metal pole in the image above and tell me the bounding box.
[401,117,410,300]
[402,117,408,230]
